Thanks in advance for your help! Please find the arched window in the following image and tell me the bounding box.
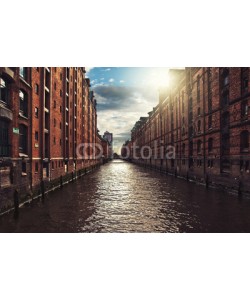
[19,125,28,154]
[240,130,249,153]
[0,77,10,105]
[208,138,213,153]
[19,90,28,117]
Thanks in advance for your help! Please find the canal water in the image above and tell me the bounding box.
[1,159,250,233]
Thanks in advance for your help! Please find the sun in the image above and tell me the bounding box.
[148,68,170,89]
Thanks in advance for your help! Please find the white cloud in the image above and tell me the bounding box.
[105,68,111,71]
[100,78,105,81]
[109,78,115,82]
[94,85,159,153]
[120,80,125,83]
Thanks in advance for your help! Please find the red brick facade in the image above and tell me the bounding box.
[126,68,250,194]
[0,67,99,213]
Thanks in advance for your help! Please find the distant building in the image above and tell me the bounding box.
[103,131,113,159]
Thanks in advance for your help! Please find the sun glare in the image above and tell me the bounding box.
[145,68,170,89]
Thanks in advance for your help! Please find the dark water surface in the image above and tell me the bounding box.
[1,160,250,233]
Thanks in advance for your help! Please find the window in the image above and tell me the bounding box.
[22,162,27,174]
[0,119,10,157]
[208,115,212,129]
[240,130,249,153]
[189,97,193,110]
[197,120,201,132]
[208,138,213,153]
[197,140,202,154]
[208,159,214,168]
[222,134,230,155]
[54,100,56,108]
[52,161,54,170]
[19,67,28,80]
[222,112,229,128]
[208,67,212,111]
[189,126,194,137]
[241,67,248,95]
[19,90,28,117]
[182,143,185,155]
[246,161,249,172]
[221,159,230,173]
[35,131,39,141]
[171,159,174,168]
[197,75,200,102]
[221,68,229,87]
[35,162,39,173]
[197,107,201,116]
[182,91,184,113]
[221,68,229,106]
[35,84,39,95]
[0,77,9,105]
[60,90,62,97]
[35,107,39,118]
[54,137,56,145]
[60,73,62,80]
[241,100,248,119]
[182,126,185,136]
[222,90,229,106]
[19,125,28,154]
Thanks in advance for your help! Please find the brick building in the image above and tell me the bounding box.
[126,68,250,194]
[0,67,99,213]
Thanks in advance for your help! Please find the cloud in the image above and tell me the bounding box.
[94,85,158,152]
[109,78,115,82]
[105,68,111,71]
[120,80,125,83]
[94,85,156,112]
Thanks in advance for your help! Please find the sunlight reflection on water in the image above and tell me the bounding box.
[0,159,250,233]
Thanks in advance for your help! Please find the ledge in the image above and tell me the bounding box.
[0,103,13,121]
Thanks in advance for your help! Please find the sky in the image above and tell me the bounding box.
[86,67,170,153]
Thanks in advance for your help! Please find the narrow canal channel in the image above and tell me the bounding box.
[1,159,250,233]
